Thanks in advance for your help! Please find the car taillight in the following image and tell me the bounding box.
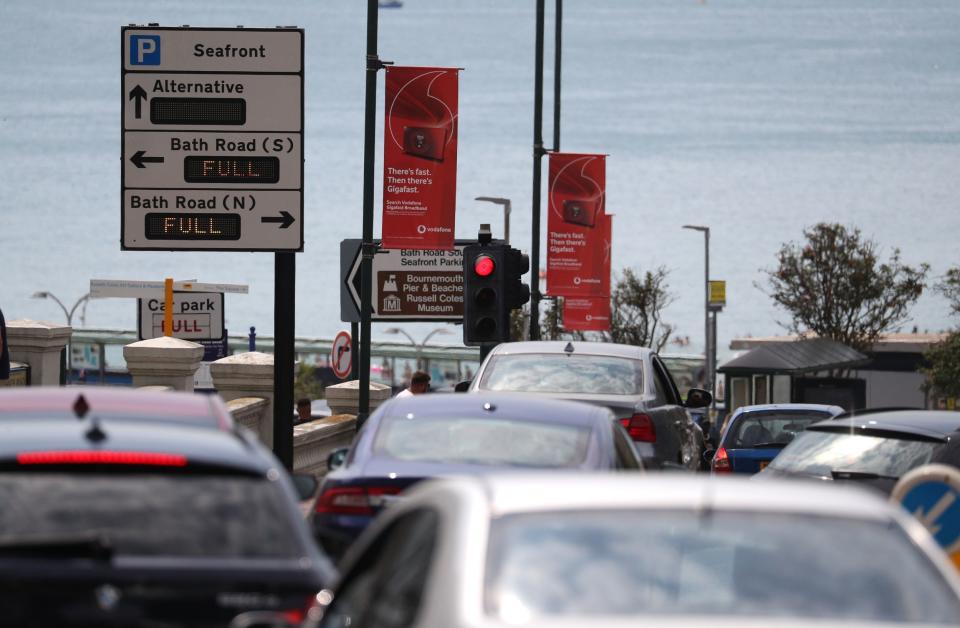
[619,413,656,442]
[712,447,732,473]
[16,450,188,466]
[315,485,401,516]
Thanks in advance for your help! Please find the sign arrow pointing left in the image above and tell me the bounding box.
[130,150,164,169]
[129,85,148,119]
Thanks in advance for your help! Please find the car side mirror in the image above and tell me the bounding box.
[454,380,472,393]
[327,447,349,471]
[685,388,712,409]
[703,449,716,465]
[290,473,319,501]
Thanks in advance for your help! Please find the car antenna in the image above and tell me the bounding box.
[564,342,575,355]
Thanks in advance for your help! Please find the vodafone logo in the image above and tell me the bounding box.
[586,314,593,321]
[573,277,582,285]
[417,225,427,234]
[416,225,452,235]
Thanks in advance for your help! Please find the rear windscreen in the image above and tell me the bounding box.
[0,473,304,558]
[727,411,832,448]
[479,354,643,395]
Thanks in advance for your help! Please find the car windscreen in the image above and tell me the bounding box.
[726,411,833,448]
[478,354,643,395]
[0,473,305,558]
[765,430,938,478]
[485,510,960,623]
[373,415,593,468]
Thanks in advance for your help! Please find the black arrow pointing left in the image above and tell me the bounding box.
[261,211,295,229]
[130,150,164,169]
[129,85,148,119]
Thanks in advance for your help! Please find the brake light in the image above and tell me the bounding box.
[17,450,188,467]
[712,447,732,473]
[315,485,401,516]
[619,413,657,442]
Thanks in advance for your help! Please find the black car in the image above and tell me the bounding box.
[0,387,334,627]
[759,409,960,495]
[312,393,644,559]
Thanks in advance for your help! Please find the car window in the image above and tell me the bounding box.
[373,415,593,468]
[485,510,960,623]
[726,411,832,448]
[321,508,439,628]
[0,473,304,558]
[612,426,642,470]
[767,430,939,478]
[650,358,678,406]
[478,354,643,395]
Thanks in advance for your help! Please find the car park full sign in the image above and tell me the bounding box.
[892,464,960,569]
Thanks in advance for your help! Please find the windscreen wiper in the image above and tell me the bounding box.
[830,470,899,482]
[0,534,113,560]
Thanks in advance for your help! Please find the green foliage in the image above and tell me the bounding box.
[764,223,929,353]
[294,361,326,401]
[923,331,960,398]
[937,267,960,319]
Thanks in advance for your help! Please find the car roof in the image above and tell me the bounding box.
[376,392,612,427]
[810,410,960,438]
[428,474,899,521]
[0,386,234,430]
[487,341,651,359]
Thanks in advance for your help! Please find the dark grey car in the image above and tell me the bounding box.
[467,341,711,470]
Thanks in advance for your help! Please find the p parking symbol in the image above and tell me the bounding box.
[131,35,161,65]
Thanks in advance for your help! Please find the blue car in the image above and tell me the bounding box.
[710,403,844,474]
[311,393,643,559]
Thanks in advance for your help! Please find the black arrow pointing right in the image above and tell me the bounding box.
[130,150,164,169]
[261,211,295,229]
[129,85,148,119]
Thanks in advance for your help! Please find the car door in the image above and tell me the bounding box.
[649,355,700,469]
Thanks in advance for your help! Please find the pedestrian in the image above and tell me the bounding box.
[396,370,430,398]
[296,398,312,424]
[0,307,9,381]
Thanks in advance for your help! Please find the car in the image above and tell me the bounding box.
[312,393,643,559]
[308,474,960,627]
[0,387,335,627]
[708,403,844,474]
[760,409,960,495]
[466,341,711,470]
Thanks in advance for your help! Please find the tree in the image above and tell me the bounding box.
[922,265,960,399]
[609,267,674,351]
[294,361,325,401]
[764,223,928,353]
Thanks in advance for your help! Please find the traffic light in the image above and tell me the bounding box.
[462,241,530,346]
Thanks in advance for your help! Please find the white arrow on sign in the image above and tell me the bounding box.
[91,279,249,299]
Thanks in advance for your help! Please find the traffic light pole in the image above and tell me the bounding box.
[358,0,383,427]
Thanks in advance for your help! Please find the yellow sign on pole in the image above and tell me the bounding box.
[709,280,726,307]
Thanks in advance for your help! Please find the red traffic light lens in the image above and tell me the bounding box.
[474,255,495,277]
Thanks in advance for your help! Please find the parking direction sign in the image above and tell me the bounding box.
[138,292,224,341]
[121,27,303,251]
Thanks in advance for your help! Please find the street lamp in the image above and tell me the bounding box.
[681,225,713,404]
[475,196,511,244]
[384,327,453,371]
[31,290,91,383]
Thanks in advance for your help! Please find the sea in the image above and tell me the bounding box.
[2,0,959,358]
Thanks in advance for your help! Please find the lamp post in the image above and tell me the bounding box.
[681,225,712,402]
[474,196,511,244]
[31,291,90,384]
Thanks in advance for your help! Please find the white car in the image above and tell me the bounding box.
[309,474,960,627]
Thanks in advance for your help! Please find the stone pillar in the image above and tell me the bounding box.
[326,379,392,416]
[123,336,204,392]
[210,352,275,448]
[5,319,71,386]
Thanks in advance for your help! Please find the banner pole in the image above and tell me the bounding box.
[164,278,173,337]
[530,0,546,341]
[359,0,381,427]
[553,0,563,152]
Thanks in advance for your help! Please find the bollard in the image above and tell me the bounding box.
[248,326,256,352]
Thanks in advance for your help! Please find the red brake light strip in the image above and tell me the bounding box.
[17,450,188,467]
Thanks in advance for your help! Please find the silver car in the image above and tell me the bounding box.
[309,474,960,627]
[466,341,710,470]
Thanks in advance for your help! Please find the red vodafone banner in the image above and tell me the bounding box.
[562,297,611,332]
[381,66,460,250]
[546,153,609,296]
